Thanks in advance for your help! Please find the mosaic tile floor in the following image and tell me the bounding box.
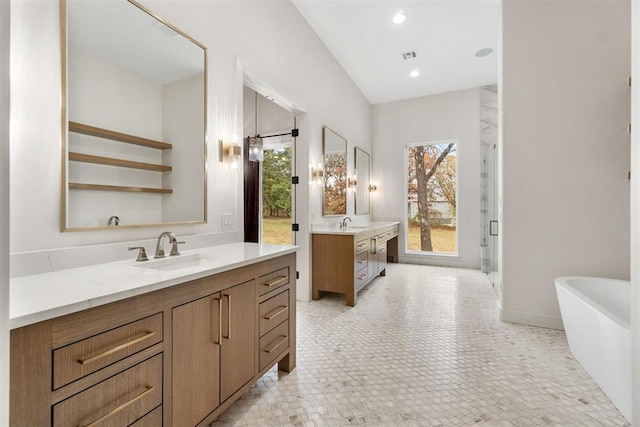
[212,264,629,426]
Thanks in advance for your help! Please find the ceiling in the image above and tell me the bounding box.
[291,0,499,105]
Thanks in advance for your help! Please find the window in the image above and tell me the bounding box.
[406,141,458,254]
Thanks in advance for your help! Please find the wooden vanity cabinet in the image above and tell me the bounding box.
[172,278,255,425]
[172,292,222,427]
[220,280,256,402]
[10,252,295,427]
[312,224,398,306]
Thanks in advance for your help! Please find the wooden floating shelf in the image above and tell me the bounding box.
[69,121,173,150]
[69,183,173,194]
[69,152,172,172]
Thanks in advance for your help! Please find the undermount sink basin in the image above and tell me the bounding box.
[135,253,216,271]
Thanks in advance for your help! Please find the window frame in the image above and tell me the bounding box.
[403,139,460,257]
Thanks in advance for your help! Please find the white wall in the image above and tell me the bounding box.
[630,1,640,423]
[0,1,10,424]
[371,88,482,269]
[10,0,371,303]
[501,0,631,329]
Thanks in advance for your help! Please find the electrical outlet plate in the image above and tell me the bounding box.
[221,213,233,230]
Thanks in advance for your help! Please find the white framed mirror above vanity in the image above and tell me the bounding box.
[61,0,207,231]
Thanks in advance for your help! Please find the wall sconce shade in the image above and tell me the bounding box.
[219,139,242,169]
[312,165,324,186]
[348,170,358,191]
[249,136,263,162]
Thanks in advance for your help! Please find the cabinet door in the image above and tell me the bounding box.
[220,280,256,402]
[377,239,388,274]
[172,293,221,426]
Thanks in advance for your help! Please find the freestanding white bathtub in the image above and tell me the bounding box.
[555,276,630,422]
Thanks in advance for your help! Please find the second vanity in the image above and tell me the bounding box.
[311,222,399,306]
[10,242,297,427]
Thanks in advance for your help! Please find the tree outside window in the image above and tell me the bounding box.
[406,142,457,254]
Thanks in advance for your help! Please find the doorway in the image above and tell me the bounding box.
[261,140,294,245]
[243,87,297,245]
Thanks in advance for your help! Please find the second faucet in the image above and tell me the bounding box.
[341,217,352,230]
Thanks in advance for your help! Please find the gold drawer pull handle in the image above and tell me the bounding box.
[224,293,231,340]
[357,260,367,264]
[264,305,288,320]
[214,297,223,345]
[264,276,287,287]
[79,386,154,427]
[263,335,288,353]
[78,331,156,365]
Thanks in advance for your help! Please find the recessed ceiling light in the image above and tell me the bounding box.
[410,69,420,78]
[393,11,406,24]
[475,48,494,58]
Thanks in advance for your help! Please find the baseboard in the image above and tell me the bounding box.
[398,255,479,270]
[500,307,564,330]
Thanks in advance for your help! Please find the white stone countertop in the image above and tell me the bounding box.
[310,221,399,236]
[10,242,298,329]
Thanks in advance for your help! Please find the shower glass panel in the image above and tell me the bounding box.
[480,85,499,290]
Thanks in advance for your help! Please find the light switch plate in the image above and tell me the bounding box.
[221,213,233,230]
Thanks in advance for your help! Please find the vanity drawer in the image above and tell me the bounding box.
[130,405,162,427]
[259,320,289,371]
[53,354,163,427]
[355,251,368,268]
[259,267,290,296]
[259,290,289,337]
[53,313,163,389]
[356,269,369,291]
[355,239,369,254]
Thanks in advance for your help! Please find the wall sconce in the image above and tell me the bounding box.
[248,136,263,162]
[369,184,377,192]
[219,139,242,169]
[311,164,324,186]
[348,170,358,191]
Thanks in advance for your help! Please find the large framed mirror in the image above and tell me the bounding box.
[61,0,207,231]
[354,147,370,215]
[322,126,347,216]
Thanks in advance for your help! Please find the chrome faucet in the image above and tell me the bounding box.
[154,231,184,258]
[341,217,352,230]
